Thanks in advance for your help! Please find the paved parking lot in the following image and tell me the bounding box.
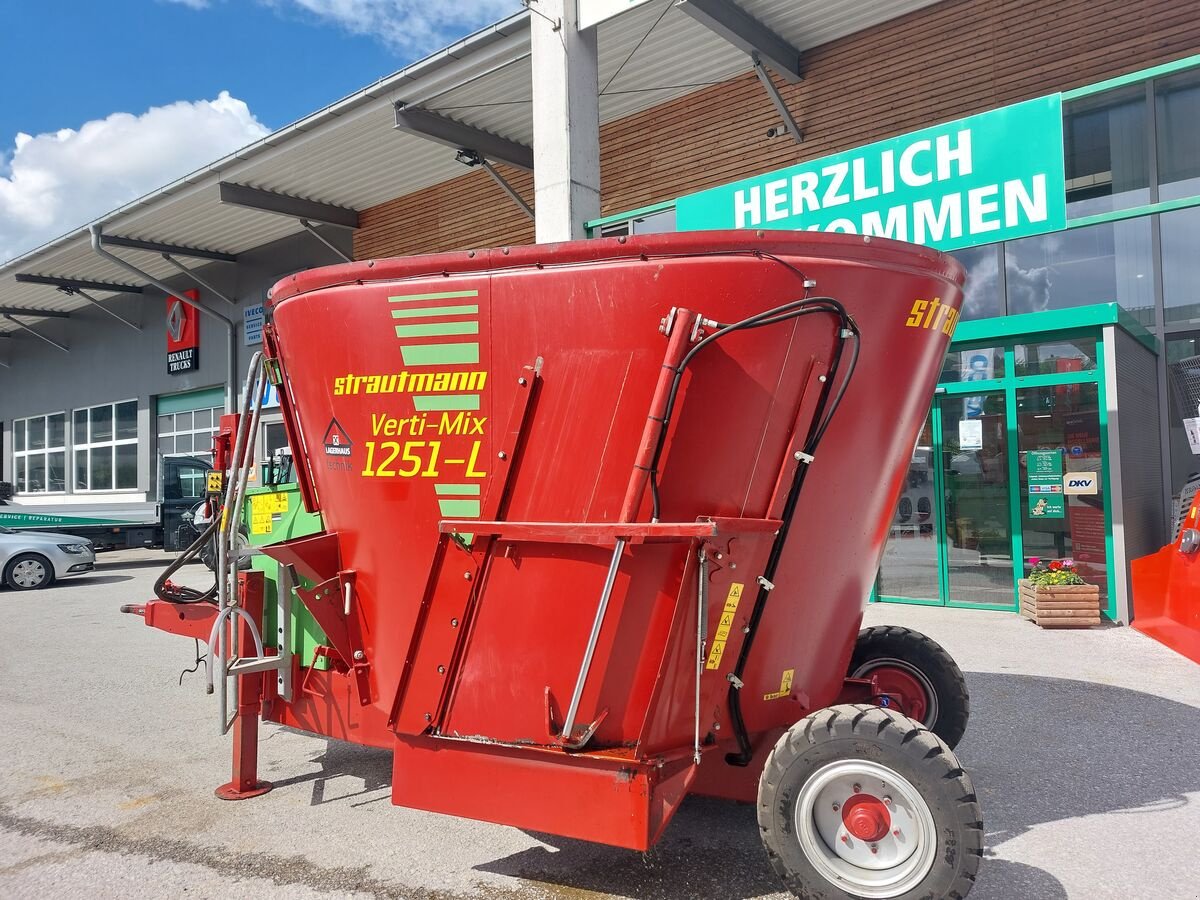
[2,551,1198,899]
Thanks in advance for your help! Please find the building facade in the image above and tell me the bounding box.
[1,0,1196,622]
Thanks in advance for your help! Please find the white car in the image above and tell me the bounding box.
[0,525,96,590]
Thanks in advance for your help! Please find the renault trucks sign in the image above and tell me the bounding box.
[166,289,200,374]
[675,95,1067,252]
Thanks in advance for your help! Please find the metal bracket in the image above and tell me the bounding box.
[455,149,534,221]
[1,314,69,353]
[294,569,371,705]
[62,286,141,332]
[161,254,239,306]
[751,53,803,143]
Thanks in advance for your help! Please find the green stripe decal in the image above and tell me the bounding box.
[434,484,481,496]
[401,343,479,365]
[414,394,480,411]
[391,304,479,319]
[389,290,479,303]
[394,321,479,339]
[438,498,481,517]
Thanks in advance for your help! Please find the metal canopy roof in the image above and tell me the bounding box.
[0,0,939,335]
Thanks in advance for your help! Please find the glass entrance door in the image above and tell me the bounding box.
[937,391,1016,607]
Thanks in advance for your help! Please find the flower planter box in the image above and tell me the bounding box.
[1018,579,1101,629]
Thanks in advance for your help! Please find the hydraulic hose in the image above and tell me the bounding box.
[153,507,220,604]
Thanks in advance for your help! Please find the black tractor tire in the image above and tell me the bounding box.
[4,553,54,590]
[758,704,983,900]
[200,527,252,572]
[849,625,970,750]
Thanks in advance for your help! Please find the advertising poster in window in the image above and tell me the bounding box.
[1027,449,1066,518]
[166,289,200,374]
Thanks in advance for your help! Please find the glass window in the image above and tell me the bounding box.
[1156,68,1200,202]
[1162,206,1200,325]
[596,207,676,238]
[1014,338,1098,376]
[1005,217,1154,325]
[948,245,1003,320]
[1166,335,1200,517]
[28,417,45,451]
[116,444,138,489]
[155,402,221,463]
[75,400,139,491]
[90,405,112,443]
[1063,85,1150,217]
[12,412,66,494]
[116,401,138,440]
[877,417,940,600]
[1016,383,1108,610]
[940,347,1005,383]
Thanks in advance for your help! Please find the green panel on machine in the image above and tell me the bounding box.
[241,482,329,669]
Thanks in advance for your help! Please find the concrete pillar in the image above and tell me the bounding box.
[530,0,601,243]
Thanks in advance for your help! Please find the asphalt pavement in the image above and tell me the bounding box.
[1,550,1198,899]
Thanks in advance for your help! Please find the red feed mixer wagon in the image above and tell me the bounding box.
[129,231,983,899]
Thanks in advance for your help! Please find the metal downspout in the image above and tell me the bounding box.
[90,225,238,413]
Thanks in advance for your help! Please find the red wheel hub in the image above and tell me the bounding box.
[869,665,929,722]
[841,792,891,842]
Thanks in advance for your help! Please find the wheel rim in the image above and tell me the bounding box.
[12,559,47,588]
[795,759,937,899]
[852,657,937,727]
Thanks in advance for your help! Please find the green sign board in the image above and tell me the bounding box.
[675,95,1066,252]
[1027,449,1066,519]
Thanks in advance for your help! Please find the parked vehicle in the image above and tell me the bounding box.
[0,525,95,590]
[0,454,212,553]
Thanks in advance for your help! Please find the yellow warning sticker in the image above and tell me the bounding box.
[206,471,224,493]
[705,582,743,670]
[248,492,290,535]
[764,668,795,701]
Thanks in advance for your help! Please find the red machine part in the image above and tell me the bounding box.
[180,232,961,850]
[1131,497,1200,664]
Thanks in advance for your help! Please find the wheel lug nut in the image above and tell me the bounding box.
[840,835,849,844]
[852,783,862,792]
[893,829,901,837]
[883,796,892,805]
[831,802,840,811]
[870,844,878,854]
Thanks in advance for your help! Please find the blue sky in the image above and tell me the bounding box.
[0,0,521,262]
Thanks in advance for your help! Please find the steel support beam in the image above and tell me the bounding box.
[161,254,238,306]
[299,220,354,263]
[677,0,803,82]
[394,104,534,172]
[455,150,534,221]
[70,287,142,332]
[218,182,360,230]
[100,234,238,263]
[481,160,535,221]
[2,314,68,353]
[90,225,238,413]
[14,273,144,294]
[752,55,803,143]
[0,305,71,319]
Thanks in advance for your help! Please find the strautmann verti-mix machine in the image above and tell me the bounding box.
[126,231,983,899]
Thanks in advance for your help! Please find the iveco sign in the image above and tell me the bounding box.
[675,95,1067,252]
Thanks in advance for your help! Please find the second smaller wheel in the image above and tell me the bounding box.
[849,625,970,750]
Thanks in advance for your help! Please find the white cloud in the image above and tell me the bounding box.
[0,92,269,264]
[277,0,522,54]
[159,0,212,8]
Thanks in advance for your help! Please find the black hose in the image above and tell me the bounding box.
[725,320,860,766]
[153,511,220,604]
